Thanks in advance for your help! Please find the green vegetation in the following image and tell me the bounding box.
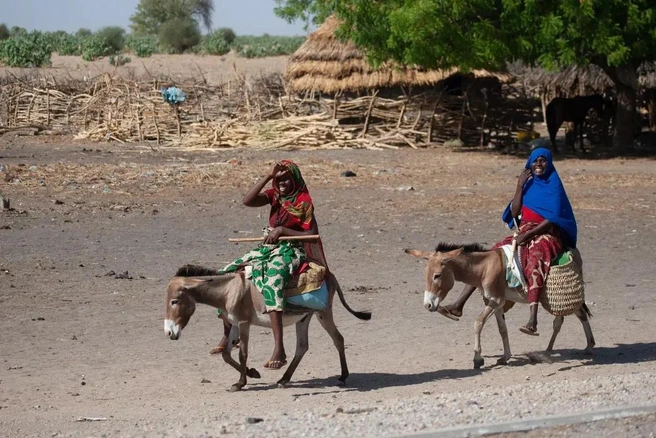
[276,0,656,153]
[0,0,305,68]
[233,35,305,58]
[0,31,52,67]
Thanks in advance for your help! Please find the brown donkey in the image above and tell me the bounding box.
[405,243,595,369]
[164,265,371,392]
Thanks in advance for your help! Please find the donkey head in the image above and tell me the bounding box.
[405,247,463,312]
[164,278,198,340]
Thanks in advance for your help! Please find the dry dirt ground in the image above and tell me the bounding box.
[1,53,289,84]
[1,134,656,437]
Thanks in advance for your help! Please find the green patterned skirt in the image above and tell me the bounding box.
[218,241,306,312]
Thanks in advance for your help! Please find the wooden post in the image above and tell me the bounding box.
[46,89,50,126]
[332,95,340,120]
[480,97,489,147]
[426,92,441,145]
[457,98,466,140]
[360,90,378,138]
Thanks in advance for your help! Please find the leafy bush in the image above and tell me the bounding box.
[9,26,27,37]
[76,28,93,38]
[158,18,201,54]
[56,33,82,56]
[232,35,305,58]
[202,30,231,55]
[96,26,126,55]
[0,32,52,67]
[215,27,236,45]
[81,35,110,61]
[125,34,159,57]
[0,24,11,41]
[109,54,131,66]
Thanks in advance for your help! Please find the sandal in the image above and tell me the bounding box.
[263,359,287,370]
[209,338,240,355]
[437,306,460,321]
[519,325,540,336]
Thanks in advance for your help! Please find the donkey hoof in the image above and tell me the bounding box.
[337,375,348,386]
[583,347,594,356]
[473,357,485,369]
[229,384,243,393]
[248,368,261,379]
[496,357,508,366]
[276,380,290,388]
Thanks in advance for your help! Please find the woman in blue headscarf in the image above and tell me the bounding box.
[500,147,577,335]
[443,148,577,336]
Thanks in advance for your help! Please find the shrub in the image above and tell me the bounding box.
[158,18,201,54]
[9,26,27,37]
[109,54,131,66]
[56,34,82,56]
[81,35,109,61]
[125,34,159,57]
[76,28,93,38]
[232,35,305,58]
[96,26,126,55]
[0,24,11,41]
[215,27,236,45]
[0,32,52,67]
[202,30,230,55]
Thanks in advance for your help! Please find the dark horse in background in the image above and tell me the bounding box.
[546,95,611,153]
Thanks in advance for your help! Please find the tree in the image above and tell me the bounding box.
[273,0,334,30]
[96,26,126,55]
[159,17,201,53]
[279,0,656,153]
[130,0,214,35]
[0,24,9,40]
[76,28,93,38]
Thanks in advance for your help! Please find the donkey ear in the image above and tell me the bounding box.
[439,247,464,263]
[404,249,433,259]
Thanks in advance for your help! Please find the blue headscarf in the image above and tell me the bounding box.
[501,148,578,248]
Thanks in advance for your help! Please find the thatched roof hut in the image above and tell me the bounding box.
[285,16,509,94]
[509,61,656,100]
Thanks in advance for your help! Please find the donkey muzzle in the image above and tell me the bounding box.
[423,291,441,312]
[164,319,181,340]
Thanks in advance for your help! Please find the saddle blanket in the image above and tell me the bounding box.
[244,262,329,311]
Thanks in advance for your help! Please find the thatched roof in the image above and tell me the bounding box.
[509,61,656,99]
[285,16,510,94]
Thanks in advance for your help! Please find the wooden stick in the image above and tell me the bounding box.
[228,235,320,243]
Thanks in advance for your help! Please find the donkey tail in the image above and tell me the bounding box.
[330,273,372,321]
[581,302,593,318]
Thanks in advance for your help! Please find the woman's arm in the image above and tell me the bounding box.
[516,219,554,246]
[264,217,318,244]
[511,168,532,219]
[242,162,288,207]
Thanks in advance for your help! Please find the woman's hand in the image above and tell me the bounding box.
[517,168,532,187]
[515,232,531,246]
[264,226,284,244]
[269,162,288,179]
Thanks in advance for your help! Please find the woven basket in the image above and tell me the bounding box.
[541,252,585,316]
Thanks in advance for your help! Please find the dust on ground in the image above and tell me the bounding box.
[1,135,655,437]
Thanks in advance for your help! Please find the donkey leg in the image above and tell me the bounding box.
[494,306,512,365]
[576,308,596,355]
[221,324,260,379]
[473,304,498,369]
[546,316,565,354]
[229,321,251,392]
[316,308,349,384]
[277,314,313,388]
